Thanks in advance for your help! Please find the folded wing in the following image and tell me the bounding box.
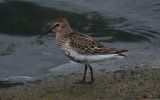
[65,31,128,56]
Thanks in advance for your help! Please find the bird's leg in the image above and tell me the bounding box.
[75,64,88,84]
[75,64,94,84]
[88,64,94,83]
[82,64,88,82]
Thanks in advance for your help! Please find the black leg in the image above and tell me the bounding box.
[74,64,94,84]
[88,64,94,82]
[82,64,88,82]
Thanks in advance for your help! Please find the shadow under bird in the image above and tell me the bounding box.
[39,17,128,84]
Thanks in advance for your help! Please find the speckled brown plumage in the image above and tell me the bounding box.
[57,31,127,56]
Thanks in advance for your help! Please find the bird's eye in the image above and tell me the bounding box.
[53,24,60,28]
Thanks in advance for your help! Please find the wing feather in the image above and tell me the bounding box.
[64,31,127,55]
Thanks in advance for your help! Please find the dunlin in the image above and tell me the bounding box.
[39,17,128,83]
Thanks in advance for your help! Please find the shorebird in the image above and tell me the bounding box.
[39,17,128,83]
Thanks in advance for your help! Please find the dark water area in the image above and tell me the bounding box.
[0,1,107,36]
[0,1,88,36]
[0,0,159,42]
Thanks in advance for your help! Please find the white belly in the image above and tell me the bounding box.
[60,43,123,63]
[70,52,123,63]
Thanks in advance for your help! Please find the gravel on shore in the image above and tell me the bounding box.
[0,64,160,100]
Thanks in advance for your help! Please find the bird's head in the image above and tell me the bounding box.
[39,17,72,38]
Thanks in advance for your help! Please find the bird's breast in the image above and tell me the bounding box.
[58,43,84,62]
[59,42,73,56]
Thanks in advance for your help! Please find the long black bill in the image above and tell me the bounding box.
[38,28,52,38]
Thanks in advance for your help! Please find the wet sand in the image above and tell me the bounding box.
[0,64,159,100]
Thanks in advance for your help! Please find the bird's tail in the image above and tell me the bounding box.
[116,49,128,57]
[93,47,128,57]
[104,48,128,57]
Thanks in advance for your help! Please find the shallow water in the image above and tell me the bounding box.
[0,0,160,83]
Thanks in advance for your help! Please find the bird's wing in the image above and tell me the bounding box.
[65,31,127,55]
[92,47,128,57]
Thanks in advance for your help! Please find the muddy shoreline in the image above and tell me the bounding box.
[0,64,159,100]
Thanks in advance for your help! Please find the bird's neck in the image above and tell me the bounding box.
[55,32,70,45]
[63,21,73,34]
[55,27,73,44]
[55,32,63,44]
[63,26,73,34]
